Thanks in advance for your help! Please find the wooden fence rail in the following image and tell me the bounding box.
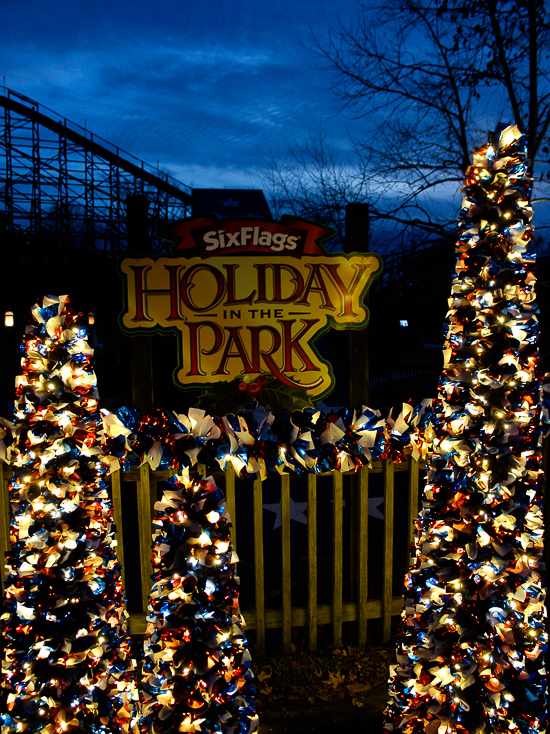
[0,457,426,655]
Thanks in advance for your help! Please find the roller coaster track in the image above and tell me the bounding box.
[0,86,192,253]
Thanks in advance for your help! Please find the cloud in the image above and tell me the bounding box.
[167,162,265,190]
[2,1,365,189]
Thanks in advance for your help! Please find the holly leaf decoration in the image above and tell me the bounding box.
[195,380,252,415]
[195,375,315,413]
[259,382,314,412]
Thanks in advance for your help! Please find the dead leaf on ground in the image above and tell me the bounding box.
[352,698,365,708]
[316,691,333,702]
[332,647,348,657]
[347,681,373,696]
[316,688,346,702]
[323,671,345,688]
[257,670,272,682]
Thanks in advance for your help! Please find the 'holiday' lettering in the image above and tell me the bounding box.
[120,249,381,398]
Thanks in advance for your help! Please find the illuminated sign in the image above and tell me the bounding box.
[120,216,382,399]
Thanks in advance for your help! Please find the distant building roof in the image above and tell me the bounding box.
[191,188,272,219]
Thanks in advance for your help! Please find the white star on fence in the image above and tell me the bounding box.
[368,496,384,520]
[262,496,385,530]
[263,498,308,530]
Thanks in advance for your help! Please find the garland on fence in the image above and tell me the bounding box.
[140,470,257,734]
[383,127,548,734]
[100,399,437,478]
[0,296,137,734]
[5,390,550,481]
[3,373,549,482]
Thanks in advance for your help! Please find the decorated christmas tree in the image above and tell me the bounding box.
[140,470,257,734]
[384,126,548,734]
[0,295,137,734]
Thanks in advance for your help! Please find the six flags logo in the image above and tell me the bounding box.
[120,216,382,398]
[201,225,303,253]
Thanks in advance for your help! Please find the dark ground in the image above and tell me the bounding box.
[259,685,386,732]
[252,644,392,733]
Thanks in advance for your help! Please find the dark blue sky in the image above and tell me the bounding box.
[2,0,364,189]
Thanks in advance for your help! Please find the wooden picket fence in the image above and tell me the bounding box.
[0,457,425,655]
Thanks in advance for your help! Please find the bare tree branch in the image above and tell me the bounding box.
[264,0,550,247]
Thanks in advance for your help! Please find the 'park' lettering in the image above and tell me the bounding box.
[121,250,381,398]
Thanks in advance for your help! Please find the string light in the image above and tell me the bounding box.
[383,126,547,733]
[102,397,440,478]
[139,471,258,733]
[0,296,137,733]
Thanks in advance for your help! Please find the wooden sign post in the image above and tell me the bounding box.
[126,193,155,414]
[344,203,371,408]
